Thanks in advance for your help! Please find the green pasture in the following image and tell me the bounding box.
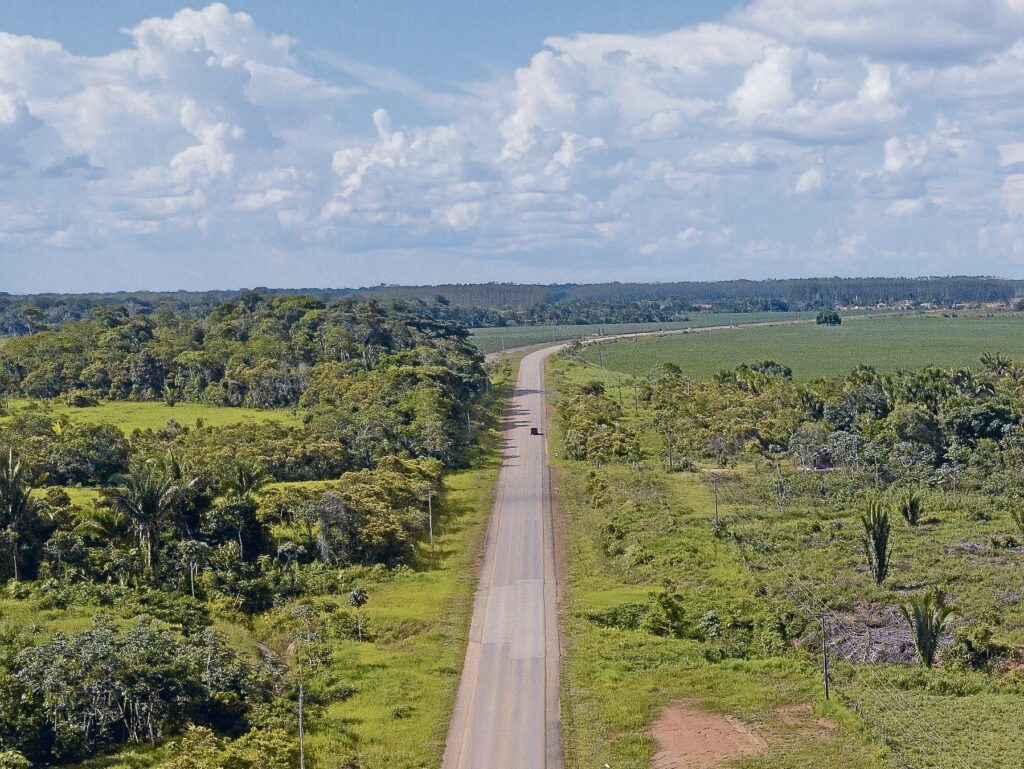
[579,314,1024,380]
[469,311,829,354]
[1,397,302,434]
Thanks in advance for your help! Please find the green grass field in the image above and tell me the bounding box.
[1,398,302,433]
[469,311,831,354]
[579,314,1024,380]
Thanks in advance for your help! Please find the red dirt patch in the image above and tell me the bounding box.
[651,706,767,769]
[775,704,837,736]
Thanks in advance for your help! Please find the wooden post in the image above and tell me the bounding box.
[428,490,434,548]
[820,616,830,701]
[713,474,720,527]
[298,663,306,769]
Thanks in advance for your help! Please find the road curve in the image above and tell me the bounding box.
[443,344,565,769]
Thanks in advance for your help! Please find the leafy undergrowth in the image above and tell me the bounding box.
[555,454,893,769]
[303,460,498,768]
[551,344,1024,769]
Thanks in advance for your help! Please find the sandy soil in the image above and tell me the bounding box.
[650,706,767,769]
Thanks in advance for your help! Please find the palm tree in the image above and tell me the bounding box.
[1010,509,1024,540]
[222,459,269,499]
[0,449,40,581]
[350,586,369,641]
[901,587,954,667]
[102,461,179,574]
[980,351,1011,378]
[897,488,924,527]
[861,499,893,585]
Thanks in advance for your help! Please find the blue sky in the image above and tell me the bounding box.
[2,1,1024,292]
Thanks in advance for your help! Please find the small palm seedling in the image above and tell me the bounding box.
[897,488,924,527]
[1011,509,1024,540]
[350,586,369,641]
[901,587,955,667]
[861,499,893,585]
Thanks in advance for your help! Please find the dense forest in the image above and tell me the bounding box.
[354,276,1017,315]
[1,276,1016,336]
[0,295,489,766]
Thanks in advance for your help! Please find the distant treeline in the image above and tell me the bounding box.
[1,277,1016,335]
[356,276,1016,309]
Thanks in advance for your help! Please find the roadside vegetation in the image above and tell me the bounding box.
[0,294,506,768]
[552,332,1024,768]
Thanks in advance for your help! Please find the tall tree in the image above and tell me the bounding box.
[102,462,180,574]
[0,450,42,581]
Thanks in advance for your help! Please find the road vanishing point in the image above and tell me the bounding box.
[442,345,564,769]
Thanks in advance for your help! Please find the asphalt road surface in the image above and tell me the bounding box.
[442,345,564,769]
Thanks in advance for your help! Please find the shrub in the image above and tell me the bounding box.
[943,623,1006,671]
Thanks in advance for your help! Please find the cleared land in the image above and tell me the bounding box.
[1,398,302,433]
[548,396,890,769]
[579,314,1024,379]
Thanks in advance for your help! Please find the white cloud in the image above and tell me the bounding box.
[728,46,801,120]
[885,198,928,216]
[4,1,1024,290]
[795,167,824,193]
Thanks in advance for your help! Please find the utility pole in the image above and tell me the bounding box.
[298,672,306,769]
[712,473,720,527]
[427,489,434,548]
[820,615,830,701]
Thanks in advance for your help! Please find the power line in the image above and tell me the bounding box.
[731,525,975,769]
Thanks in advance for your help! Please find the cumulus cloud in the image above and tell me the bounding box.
[3,1,1024,290]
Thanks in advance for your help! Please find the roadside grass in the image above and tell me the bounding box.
[578,313,1024,380]
[1,397,301,434]
[298,356,517,768]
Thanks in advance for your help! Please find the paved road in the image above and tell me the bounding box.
[443,345,564,769]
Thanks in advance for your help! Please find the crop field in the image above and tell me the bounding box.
[1,397,302,433]
[579,314,1024,379]
[469,311,829,354]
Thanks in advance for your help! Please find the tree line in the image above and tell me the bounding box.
[2,276,1017,337]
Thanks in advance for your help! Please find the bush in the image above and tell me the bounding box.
[584,602,650,632]
[62,393,98,408]
[816,308,842,326]
[943,623,1007,671]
